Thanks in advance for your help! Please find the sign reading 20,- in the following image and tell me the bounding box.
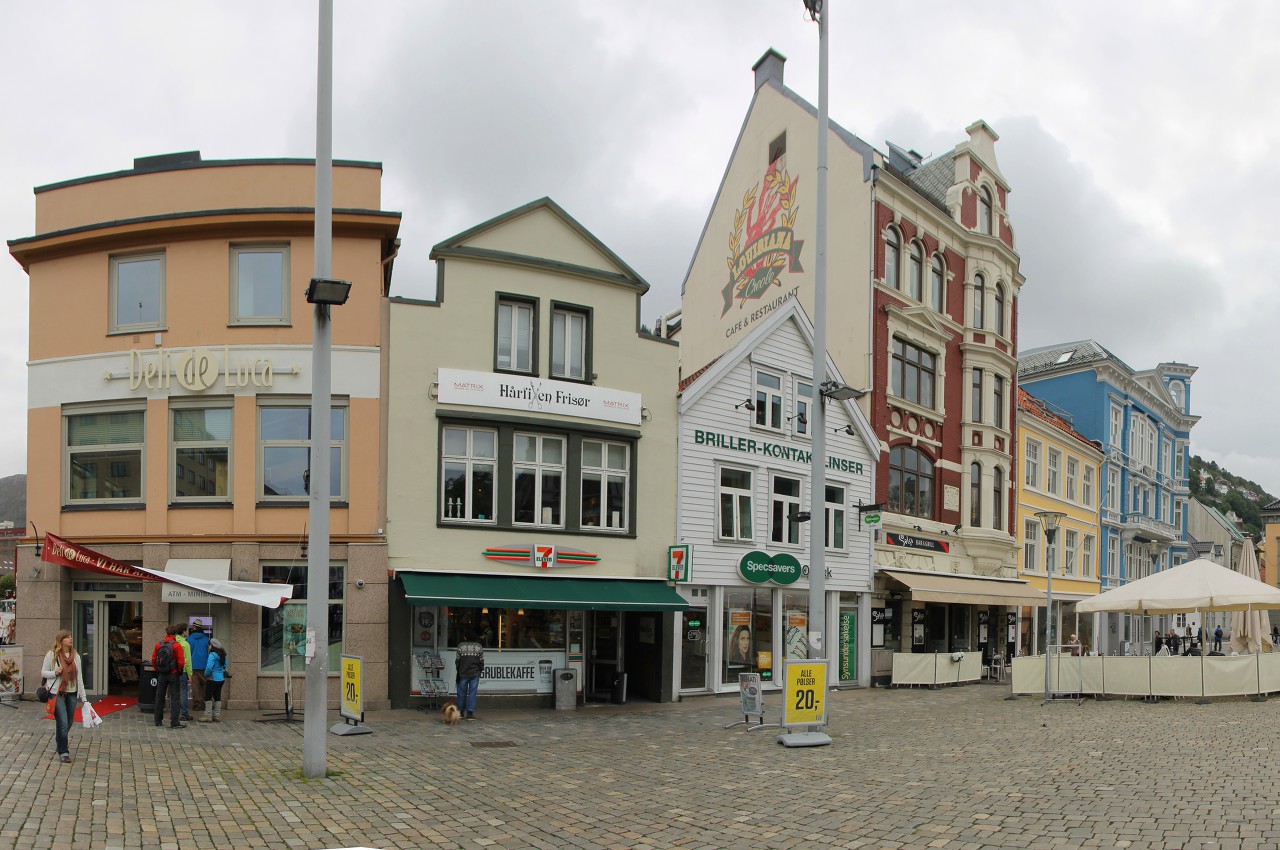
[783,659,828,728]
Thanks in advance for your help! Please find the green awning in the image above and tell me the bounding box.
[399,572,688,612]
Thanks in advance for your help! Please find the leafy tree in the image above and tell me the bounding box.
[0,573,13,597]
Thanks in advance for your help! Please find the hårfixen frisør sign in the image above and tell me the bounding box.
[438,368,641,425]
[739,551,802,585]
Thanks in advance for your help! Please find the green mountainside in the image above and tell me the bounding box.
[1188,456,1273,538]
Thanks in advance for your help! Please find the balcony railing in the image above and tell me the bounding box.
[1125,512,1176,542]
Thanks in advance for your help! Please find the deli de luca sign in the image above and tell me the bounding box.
[438,368,641,425]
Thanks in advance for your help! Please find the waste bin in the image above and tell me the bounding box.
[137,664,157,713]
[611,672,628,705]
[553,668,577,710]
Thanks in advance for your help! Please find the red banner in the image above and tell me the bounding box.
[41,533,155,581]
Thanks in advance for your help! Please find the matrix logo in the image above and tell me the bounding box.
[721,164,805,316]
[738,551,802,585]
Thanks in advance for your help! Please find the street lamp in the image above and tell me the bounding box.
[1034,510,1066,701]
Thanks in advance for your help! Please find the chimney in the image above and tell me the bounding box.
[753,48,786,91]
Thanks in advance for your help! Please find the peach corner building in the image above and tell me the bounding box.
[6,152,400,710]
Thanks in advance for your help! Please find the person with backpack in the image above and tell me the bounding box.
[1214,625,1224,653]
[199,638,228,722]
[187,623,210,715]
[152,625,186,728]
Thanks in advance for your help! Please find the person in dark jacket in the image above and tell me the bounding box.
[455,630,485,720]
[1214,625,1223,652]
[1153,631,1164,656]
[1167,629,1180,656]
[187,623,211,714]
[152,625,187,728]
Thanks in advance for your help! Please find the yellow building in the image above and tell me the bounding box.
[1016,389,1103,655]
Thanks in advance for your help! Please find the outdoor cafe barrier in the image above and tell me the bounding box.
[1011,653,1280,700]
[891,651,982,687]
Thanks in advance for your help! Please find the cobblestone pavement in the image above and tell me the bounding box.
[5,684,1280,849]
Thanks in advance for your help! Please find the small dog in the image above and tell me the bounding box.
[440,701,461,725]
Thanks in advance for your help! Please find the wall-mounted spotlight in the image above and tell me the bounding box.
[953,524,962,533]
[735,399,756,411]
[833,425,856,436]
[787,412,808,426]
[913,525,924,532]
[819,380,869,402]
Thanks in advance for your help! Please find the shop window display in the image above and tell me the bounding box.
[723,587,773,682]
[444,607,565,650]
[259,563,344,672]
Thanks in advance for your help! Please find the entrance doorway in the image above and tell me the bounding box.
[71,583,144,697]
[586,611,621,701]
[679,608,708,691]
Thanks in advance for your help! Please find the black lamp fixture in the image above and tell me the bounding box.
[305,277,352,306]
[791,510,812,523]
[833,424,856,436]
[953,524,962,533]
[787,412,808,426]
[29,521,41,558]
[819,380,869,402]
[734,399,756,411]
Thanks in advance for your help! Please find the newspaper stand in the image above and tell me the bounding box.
[415,650,450,710]
[725,673,777,731]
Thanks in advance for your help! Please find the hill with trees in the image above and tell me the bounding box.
[1189,456,1273,538]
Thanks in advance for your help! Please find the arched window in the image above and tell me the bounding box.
[973,273,985,329]
[930,255,945,312]
[970,462,982,527]
[908,242,923,301]
[1169,381,1185,412]
[978,186,993,235]
[992,466,1004,531]
[884,226,901,289]
[994,283,1006,335]
[889,445,934,519]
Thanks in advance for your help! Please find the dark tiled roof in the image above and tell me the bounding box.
[679,355,720,393]
[902,153,955,212]
[1018,340,1131,380]
[1262,498,1280,512]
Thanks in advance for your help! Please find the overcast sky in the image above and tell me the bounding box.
[2,2,1276,494]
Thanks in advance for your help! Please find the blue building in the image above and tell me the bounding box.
[1018,341,1198,654]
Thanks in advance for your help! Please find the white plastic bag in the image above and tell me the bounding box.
[81,702,102,729]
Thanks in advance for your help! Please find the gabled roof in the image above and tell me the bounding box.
[678,298,879,461]
[888,152,955,215]
[431,197,649,294]
[1018,340,1130,380]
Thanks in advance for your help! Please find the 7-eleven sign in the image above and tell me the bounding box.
[668,545,692,583]
[533,545,556,568]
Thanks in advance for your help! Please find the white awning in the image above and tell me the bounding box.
[155,558,292,609]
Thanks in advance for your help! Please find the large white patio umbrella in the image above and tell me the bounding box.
[1076,557,1280,615]
[1229,544,1273,655]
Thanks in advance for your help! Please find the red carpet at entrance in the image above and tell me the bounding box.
[43,695,138,721]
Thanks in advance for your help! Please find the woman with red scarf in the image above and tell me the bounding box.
[41,629,86,764]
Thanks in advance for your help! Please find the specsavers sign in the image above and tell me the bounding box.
[739,551,801,585]
[438,368,641,425]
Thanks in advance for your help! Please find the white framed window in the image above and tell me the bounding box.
[581,440,628,531]
[825,484,845,549]
[994,283,1006,336]
[973,273,985,329]
[1108,467,1120,511]
[971,368,983,423]
[754,369,784,431]
[718,466,754,541]
[109,252,165,333]
[992,465,1004,531]
[792,379,811,437]
[770,474,803,546]
[551,306,589,381]
[1110,404,1123,448]
[1082,535,1095,577]
[1107,536,1119,579]
[891,338,936,410]
[1161,438,1172,477]
[993,375,1004,428]
[1174,499,1183,532]
[930,254,945,312]
[496,298,535,373]
[1025,440,1041,488]
[259,402,347,501]
[1023,519,1040,572]
[513,434,565,527]
[230,244,289,325]
[1082,465,1095,508]
[1065,529,1078,576]
[1046,449,1061,494]
[441,426,497,522]
[884,226,901,289]
[969,462,982,528]
[978,186,993,235]
[1066,456,1079,502]
[908,241,924,301]
[171,403,232,502]
[65,406,145,503]
[1175,442,1186,480]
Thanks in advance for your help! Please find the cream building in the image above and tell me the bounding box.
[384,198,682,707]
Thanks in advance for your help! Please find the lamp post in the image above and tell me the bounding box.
[303,0,336,780]
[1035,510,1066,700]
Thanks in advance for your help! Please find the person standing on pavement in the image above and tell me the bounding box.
[455,630,484,720]
[1167,629,1180,656]
[174,623,194,721]
[41,629,86,764]
[152,625,186,728]
[187,624,210,716]
[1153,631,1164,656]
[199,638,228,723]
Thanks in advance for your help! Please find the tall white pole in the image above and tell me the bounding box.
[807,0,830,662]
[304,0,334,779]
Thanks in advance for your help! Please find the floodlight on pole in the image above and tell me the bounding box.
[305,277,352,306]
